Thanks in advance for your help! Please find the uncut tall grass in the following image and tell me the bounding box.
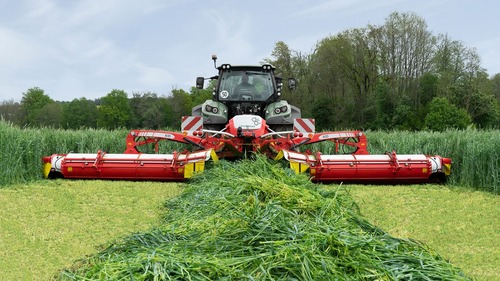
[280,129,500,194]
[1,121,498,193]
[367,130,500,194]
[0,121,127,186]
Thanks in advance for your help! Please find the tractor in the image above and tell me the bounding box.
[192,55,300,133]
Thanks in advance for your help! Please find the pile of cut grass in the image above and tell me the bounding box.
[58,157,471,280]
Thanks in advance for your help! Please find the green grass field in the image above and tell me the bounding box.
[1,121,498,279]
[0,180,182,280]
[344,184,500,281]
[0,180,497,280]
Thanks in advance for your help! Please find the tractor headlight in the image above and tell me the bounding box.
[274,105,288,114]
[205,105,219,114]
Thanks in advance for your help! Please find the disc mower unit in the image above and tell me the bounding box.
[42,56,451,184]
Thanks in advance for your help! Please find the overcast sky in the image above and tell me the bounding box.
[1,0,499,102]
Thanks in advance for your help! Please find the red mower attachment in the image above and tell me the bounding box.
[278,149,452,184]
[42,114,451,184]
[42,149,215,181]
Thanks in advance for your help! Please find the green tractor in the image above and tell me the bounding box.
[193,55,300,132]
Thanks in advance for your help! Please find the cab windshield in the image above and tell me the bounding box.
[218,70,274,101]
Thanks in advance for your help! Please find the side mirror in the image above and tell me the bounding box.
[288,78,297,90]
[196,77,205,89]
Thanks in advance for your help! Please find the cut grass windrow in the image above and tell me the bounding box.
[58,157,472,280]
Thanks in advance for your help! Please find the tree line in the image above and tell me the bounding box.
[1,12,499,131]
[0,86,212,130]
[265,12,500,131]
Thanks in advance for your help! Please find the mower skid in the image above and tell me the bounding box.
[43,149,215,181]
[280,149,450,184]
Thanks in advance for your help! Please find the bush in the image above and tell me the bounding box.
[424,97,472,131]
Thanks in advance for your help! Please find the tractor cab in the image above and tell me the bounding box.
[194,55,300,131]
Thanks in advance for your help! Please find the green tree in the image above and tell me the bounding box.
[312,28,378,127]
[167,89,193,128]
[310,97,336,131]
[35,102,64,128]
[467,91,499,128]
[0,99,21,124]
[190,84,213,106]
[366,79,392,129]
[424,97,472,131]
[491,74,500,127]
[392,104,420,130]
[432,35,486,102]
[373,12,436,104]
[265,41,310,113]
[97,89,133,129]
[141,104,164,129]
[287,52,314,116]
[418,72,439,108]
[264,41,293,91]
[257,11,498,131]
[309,36,351,129]
[130,92,168,129]
[492,73,500,102]
[62,98,98,129]
[432,34,465,86]
[19,87,54,127]
[161,85,213,129]
[160,98,174,129]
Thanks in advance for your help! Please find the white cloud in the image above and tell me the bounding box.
[202,9,255,63]
[0,27,38,66]
[475,37,500,75]
[23,0,59,19]
[135,62,174,87]
[294,0,366,18]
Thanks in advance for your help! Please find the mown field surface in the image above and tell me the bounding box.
[343,185,500,281]
[0,180,182,280]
